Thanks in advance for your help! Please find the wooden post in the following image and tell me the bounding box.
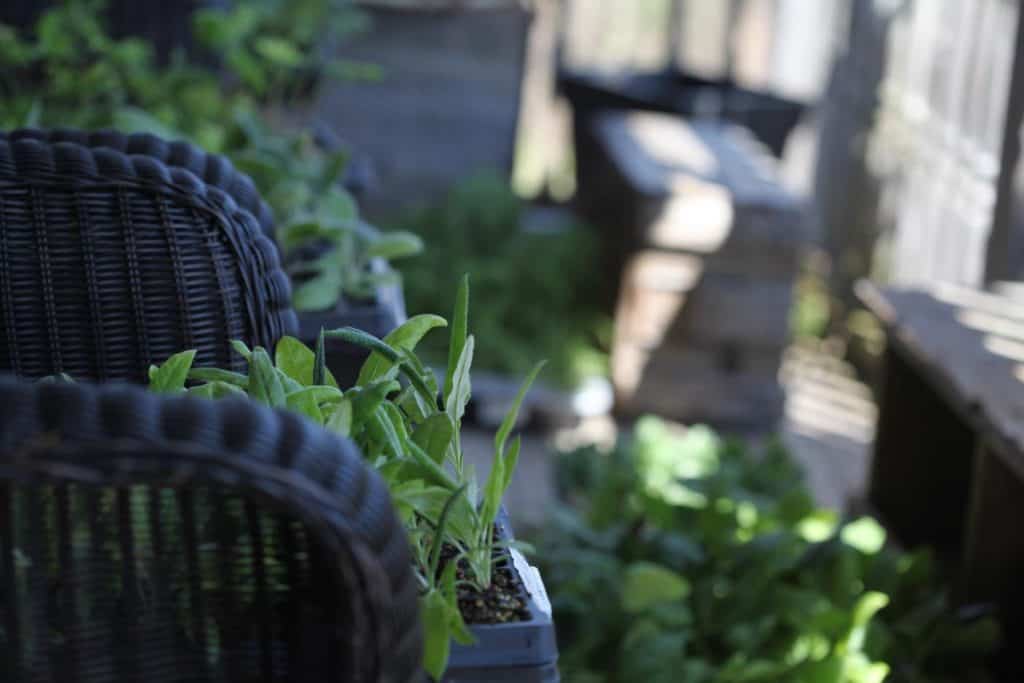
[984,2,1024,284]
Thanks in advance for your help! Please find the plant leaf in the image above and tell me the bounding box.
[365,230,423,260]
[355,314,447,386]
[325,398,353,437]
[187,367,249,388]
[413,414,455,465]
[445,274,469,403]
[421,590,452,682]
[148,350,196,394]
[621,562,691,614]
[249,347,286,407]
[495,360,545,457]
[445,334,474,423]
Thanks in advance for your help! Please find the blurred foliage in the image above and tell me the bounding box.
[392,173,610,388]
[791,254,832,341]
[537,417,1000,683]
[0,0,413,309]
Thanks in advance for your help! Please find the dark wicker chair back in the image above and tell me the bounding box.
[0,130,296,382]
[0,377,422,682]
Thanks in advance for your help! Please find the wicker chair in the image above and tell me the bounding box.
[0,377,423,682]
[0,130,296,381]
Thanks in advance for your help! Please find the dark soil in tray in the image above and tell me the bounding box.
[440,544,531,625]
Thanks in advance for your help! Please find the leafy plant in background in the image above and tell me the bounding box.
[538,418,1000,683]
[193,0,378,106]
[394,173,610,389]
[0,0,414,310]
[149,277,543,680]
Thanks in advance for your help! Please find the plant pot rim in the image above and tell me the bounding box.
[444,509,558,678]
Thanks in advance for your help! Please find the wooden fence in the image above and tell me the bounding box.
[816,0,1024,292]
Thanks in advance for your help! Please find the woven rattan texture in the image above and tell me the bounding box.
[0,134,298,381]
[1,129,276,237]
[0,377,422,682]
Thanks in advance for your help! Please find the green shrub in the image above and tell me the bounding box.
[538,418,1000,683]
[393,173,610,388]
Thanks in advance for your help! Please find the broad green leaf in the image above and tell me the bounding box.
[840,517,886,555]
[355,315,447,386]
[286,387,323,423]
[369,407,404,460]
[188,367,248,388]
[148,350,196,394]
[622,562,691,613]
[348,380,400,424]
[365,230,423,260]
[445,335,474,423]
[495,360,545,457]
[413,414,454,464]
[249,348,286,407]
[253,36,303,67]
[275,336,313,385]
[325,399,353,437]
[293,270,342,311]
[445,275,469,402]
[421,590,452,681]
[188,381,244,399]
[320,186,358,222]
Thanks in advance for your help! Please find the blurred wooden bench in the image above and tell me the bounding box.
[580,110,804,427]
[857,280,1024,638]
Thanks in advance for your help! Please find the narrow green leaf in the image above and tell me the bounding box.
[314,328,327,386]
[365,230,423,260]
[405,441,460,491]
[421,591,452,681]
[230,340,253,361]
[249,347,286,407]
[429,484,468,579]
[187,367,248,388]
[445,335,474,423]
[502,435,521,494]
[478,447,506,545]
[445,275,469,403]
[355,314,447,386]
[327,327,401,365]
[495,360,545,457]
[149,350,197,394]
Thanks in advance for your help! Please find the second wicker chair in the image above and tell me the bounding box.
[0,129,297,382]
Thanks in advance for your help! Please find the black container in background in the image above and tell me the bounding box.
[295,262,407,390]
[558,68,806,159]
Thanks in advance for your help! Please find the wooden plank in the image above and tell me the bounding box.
[615,250,793,351]
[857,280,1024,478]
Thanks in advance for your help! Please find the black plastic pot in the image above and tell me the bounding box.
[443,511,559,683]
[558,68,806,159]
[295,261,406,390]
